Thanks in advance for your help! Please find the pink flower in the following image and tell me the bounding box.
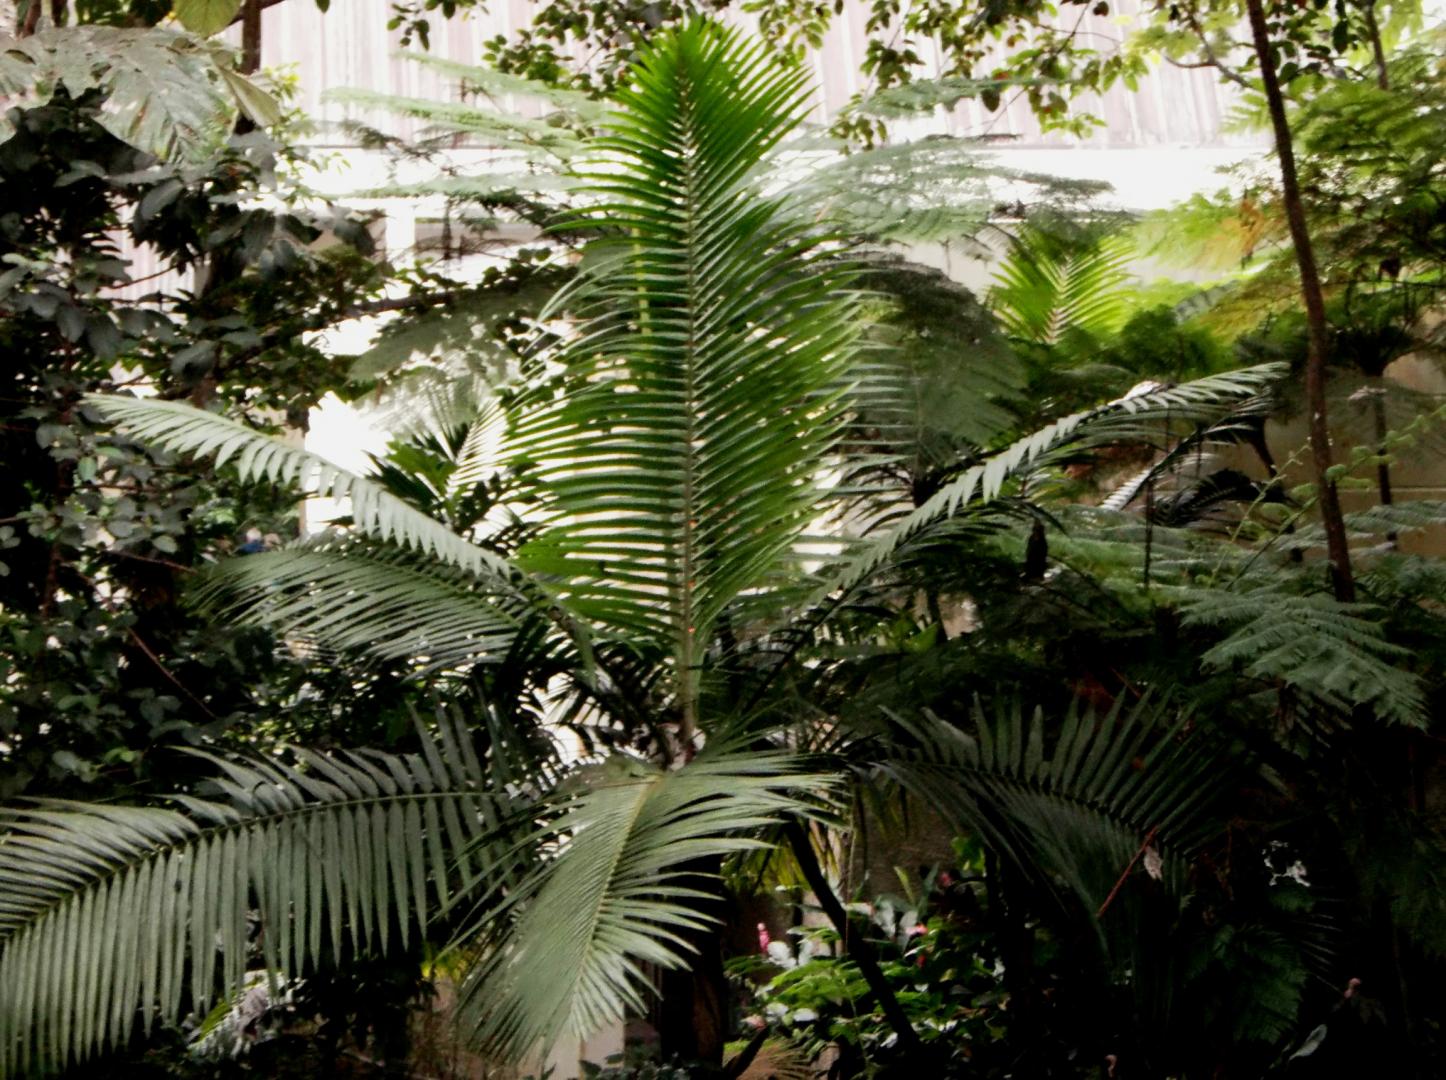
[757,922,770,952]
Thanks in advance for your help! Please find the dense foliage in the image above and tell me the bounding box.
[4,3,1446,1080]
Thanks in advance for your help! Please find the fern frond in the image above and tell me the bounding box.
[394,51,606,122]
[1180,586,1427,726]
[324,88,588,159]
[786,136,1109,246]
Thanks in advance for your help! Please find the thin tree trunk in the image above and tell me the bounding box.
[1244,0,1355,601]
[784,822,927,1062]
[1363,0,1390,90]
[1371,385,1398,546]
[240,0,263,75]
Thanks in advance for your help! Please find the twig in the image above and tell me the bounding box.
[1179,5,1252,91]
[1096,824,1159,919]
[124,626,223,723]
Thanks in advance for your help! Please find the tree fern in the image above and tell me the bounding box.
[789,136,1108,247]
[1179,585,1427,727]
[839,259,1023,525]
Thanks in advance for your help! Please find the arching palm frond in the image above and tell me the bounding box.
[816,364,1286,604]
[454,752,830,1064]
[869,694,1235,918]
[509,22,863,730]
[83,397,581,673]
[191,541,539,673]
[88,396,516,582]
[0,713,516,1078]
[989,225,1134,345]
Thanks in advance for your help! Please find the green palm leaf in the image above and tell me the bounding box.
[508,21,863,734]
[0,713,508,1077]
[817,364,1286,605]
[84,397,589,673]
[871,694,1233,916]
[191,541,532,673]
[87,396,514,582]
[454,751,829,1063]
[988,224,1134,344]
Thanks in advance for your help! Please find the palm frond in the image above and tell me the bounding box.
[87,395,518,583]
[869,694,1234,916]
[0,713,508,1077]
[191,540,540,673]
[817,364,1286,604]
[454,751,829,1063]
[989,224,1134,344]
[509,22,862,725]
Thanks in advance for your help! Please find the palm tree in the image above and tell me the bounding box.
[0,21,1282,1077]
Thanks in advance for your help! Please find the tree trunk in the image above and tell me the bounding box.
[1244,0,1355,601]
[656,856,729,1068]
[1363,0,1390,91]
[1371,385,1397,546]
[784,822,928,1062]
[240,0,263,75]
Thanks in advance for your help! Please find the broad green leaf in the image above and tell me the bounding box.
[173,0,242,37]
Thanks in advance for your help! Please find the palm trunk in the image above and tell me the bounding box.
[1244,0,1355,601]
[656,855,729,1068]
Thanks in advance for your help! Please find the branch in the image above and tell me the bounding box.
[226,0,289,27]
[1096,825,1158,919]
[1179,6,1253,91]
